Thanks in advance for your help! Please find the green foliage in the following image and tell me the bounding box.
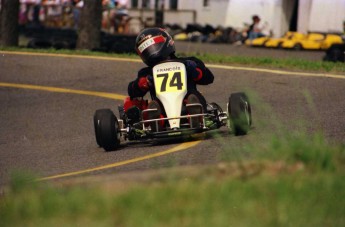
[192,52,345,73]
[1,129,344,226]
[1,109,344,226]
[0,179,114,226]
[269,132,344,171]
[1,169,344,226]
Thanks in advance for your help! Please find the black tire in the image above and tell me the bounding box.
[324,44,345,62]
[293,43,302,51]
[228,92,252,136]
[94,109,107,147]
[93,109,120,151]
[277,42,283,49]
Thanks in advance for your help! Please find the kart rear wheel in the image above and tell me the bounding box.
[94,109,120,151]
[228,92,252,136]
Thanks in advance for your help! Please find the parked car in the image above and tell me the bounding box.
[245,36,270,47]
[281,32,343,51]
[245,31,306,48]
[320,34,344,50]
[265,31,305,48]
[281,32,325,50]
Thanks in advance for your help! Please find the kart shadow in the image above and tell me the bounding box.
[150,129,232,146]
[97,127,249,152]
[106,128,237,151]
[123,137,195,148]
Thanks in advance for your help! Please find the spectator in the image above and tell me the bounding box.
[114,0,129,33]
[44,0,63,27]
[72,0,83,29]
[247,15,267,40]
[32,0,42,27]
[19,2,29,25]
[102,0,116,33]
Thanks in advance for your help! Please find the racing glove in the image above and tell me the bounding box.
[147,74,153,84]
[138,75,153,91]
[185,60,202,81]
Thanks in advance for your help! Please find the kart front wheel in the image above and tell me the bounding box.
[228,92,252,136]
[93,109,120,151]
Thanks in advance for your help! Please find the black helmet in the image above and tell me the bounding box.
[135,27,175,67]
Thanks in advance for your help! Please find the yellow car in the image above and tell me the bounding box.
[265,32,305,48]
[281,33,325,50]
[173,32,189,41]
[248,32,343,50]
[320,34,344,50]
[245,36,270,47]
[246,31,306,48]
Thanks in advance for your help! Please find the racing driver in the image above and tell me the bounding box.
[123,27,214,131]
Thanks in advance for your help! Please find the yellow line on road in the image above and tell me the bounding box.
[0,82,127,100]
[0,81,201,181]
[0,53,203,182]
[207,64,345,80]
[0,50,142,63]
[1,50,344,79]
[39,140,201,181]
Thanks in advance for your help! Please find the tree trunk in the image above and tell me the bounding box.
[0,0,2,42]
[76,0,102,50]
[0,0,19,47]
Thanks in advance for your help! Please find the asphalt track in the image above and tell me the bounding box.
[0,48,344,187]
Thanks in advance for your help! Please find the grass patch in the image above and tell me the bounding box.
[1,132,344,227]
[223,131,345,173]
[191,53,345,74]
[0,47,138,59]
[1,47,344,74]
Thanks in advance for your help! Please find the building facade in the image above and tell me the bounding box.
[127,0,345,37]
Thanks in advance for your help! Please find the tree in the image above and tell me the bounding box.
[76,0,102,50]
[0,0,19,47]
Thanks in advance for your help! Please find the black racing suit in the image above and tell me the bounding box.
[128,56,214,101]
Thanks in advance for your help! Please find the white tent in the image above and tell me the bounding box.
[299,0,345,34]
[130,0,345,37]
[181,0,345,37]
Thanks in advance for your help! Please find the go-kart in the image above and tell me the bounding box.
[94,60,252,152]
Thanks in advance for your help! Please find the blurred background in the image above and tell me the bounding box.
[0,0,344,59]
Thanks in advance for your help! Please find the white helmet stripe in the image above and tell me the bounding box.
[138,35,165,53]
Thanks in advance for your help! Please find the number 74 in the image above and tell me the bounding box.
[156,72,184,92]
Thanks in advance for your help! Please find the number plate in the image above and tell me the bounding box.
[152,62,188,129]
[153,62,187,94]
